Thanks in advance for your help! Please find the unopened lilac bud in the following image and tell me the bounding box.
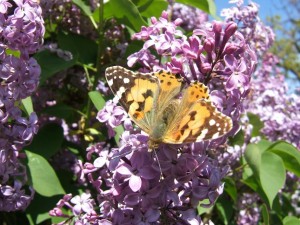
[200,62,211,73]
[161,10,168,19]
[203,37,215,53]
[219,22,238,56]
[213,21,223,33]
[224,22,238,40]
[151,17,157,24]
[174,18,183,26]
[63,194,73,201]
[223,44,239,55]
[49,208,63,217]
[213,21,222,49]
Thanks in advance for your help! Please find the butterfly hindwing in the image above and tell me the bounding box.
[163,80,232,143]
[164,99,232,143]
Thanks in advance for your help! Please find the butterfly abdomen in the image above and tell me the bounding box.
[149,99,179,146]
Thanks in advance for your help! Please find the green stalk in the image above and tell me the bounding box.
[84,0,105,130]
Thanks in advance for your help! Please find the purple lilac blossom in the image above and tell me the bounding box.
[40,0,82,34]
[128,10,257,148]
[50,11,256,224]
[220,0,300,149]
[168,1,208,31]
[49,1,297,224]
[245,53,300,149]
[0,0,44,211]
[220,1,300,223]
[221,0,274,55]
[236,193,260,224]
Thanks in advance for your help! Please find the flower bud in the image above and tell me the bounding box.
[200,62,211,73]
[203,37,215,53]
[223,44,239,55]
[224,22,237,39]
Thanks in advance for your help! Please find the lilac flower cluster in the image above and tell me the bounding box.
[0,0,44,211]
[49,10,259,224]
[220,1,300,148]
[51,133,228,224]
[245,53,300,149]
[40,0,99,39]
[168,2,208,31]
[97,98,132,139]
[128,10,257,145]
[40,0,82,34]
[221,0,275,55]
[236,193,260,224]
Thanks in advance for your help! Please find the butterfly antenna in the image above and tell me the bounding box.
[152,148,164,181]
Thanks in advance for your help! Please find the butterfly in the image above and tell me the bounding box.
[105,66,232,150]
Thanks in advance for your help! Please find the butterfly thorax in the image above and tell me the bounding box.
[148,123,166,150]
[148,100,178,151]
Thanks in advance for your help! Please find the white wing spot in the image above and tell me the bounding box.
[216,123,220,127]
[197,128,208,141]
[123,78,130,84]
[107,79,114,86]
[209,119,216,126]
[116,86,126,97]
[212,132,220,139]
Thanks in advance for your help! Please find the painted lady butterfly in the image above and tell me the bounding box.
[105,66,232,149]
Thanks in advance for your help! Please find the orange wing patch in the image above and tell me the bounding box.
[182,81,210,103]
[164,100,232,144]
[154,71,183,92]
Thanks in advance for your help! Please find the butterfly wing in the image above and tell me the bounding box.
[153,71,184,112]
[105,66,160,133]
[163,81,232,143]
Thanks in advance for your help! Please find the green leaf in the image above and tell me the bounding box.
[244,139,272,178]
[260,151,286,208]
[261,204,270,225]
[224,177,237,202]
[247,113,264,137]
[244,143,263,178]
[27,123,64,159]
[114,125,124,145]
[34,50,76,85]
[268,141,300,176]
[104,0,147,31]
[6,48,21,58]
[176,0,215,15]
[57,31,98,65]
[26,193,63,224]
[206,0,216,17]
[242,175,269,205]
[42,103,76,121]
[136,0,168,18]
[228,128,244,146]
[72,0,92,16]
[89,91,106,111]
[197,199,213,215]
[215,195,234,225]
[21,96,34,115]
[25,150,65,197]
[283,216,300,225]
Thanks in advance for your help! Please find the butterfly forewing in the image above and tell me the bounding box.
[153,71,184,111]
[105,66,160,133]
